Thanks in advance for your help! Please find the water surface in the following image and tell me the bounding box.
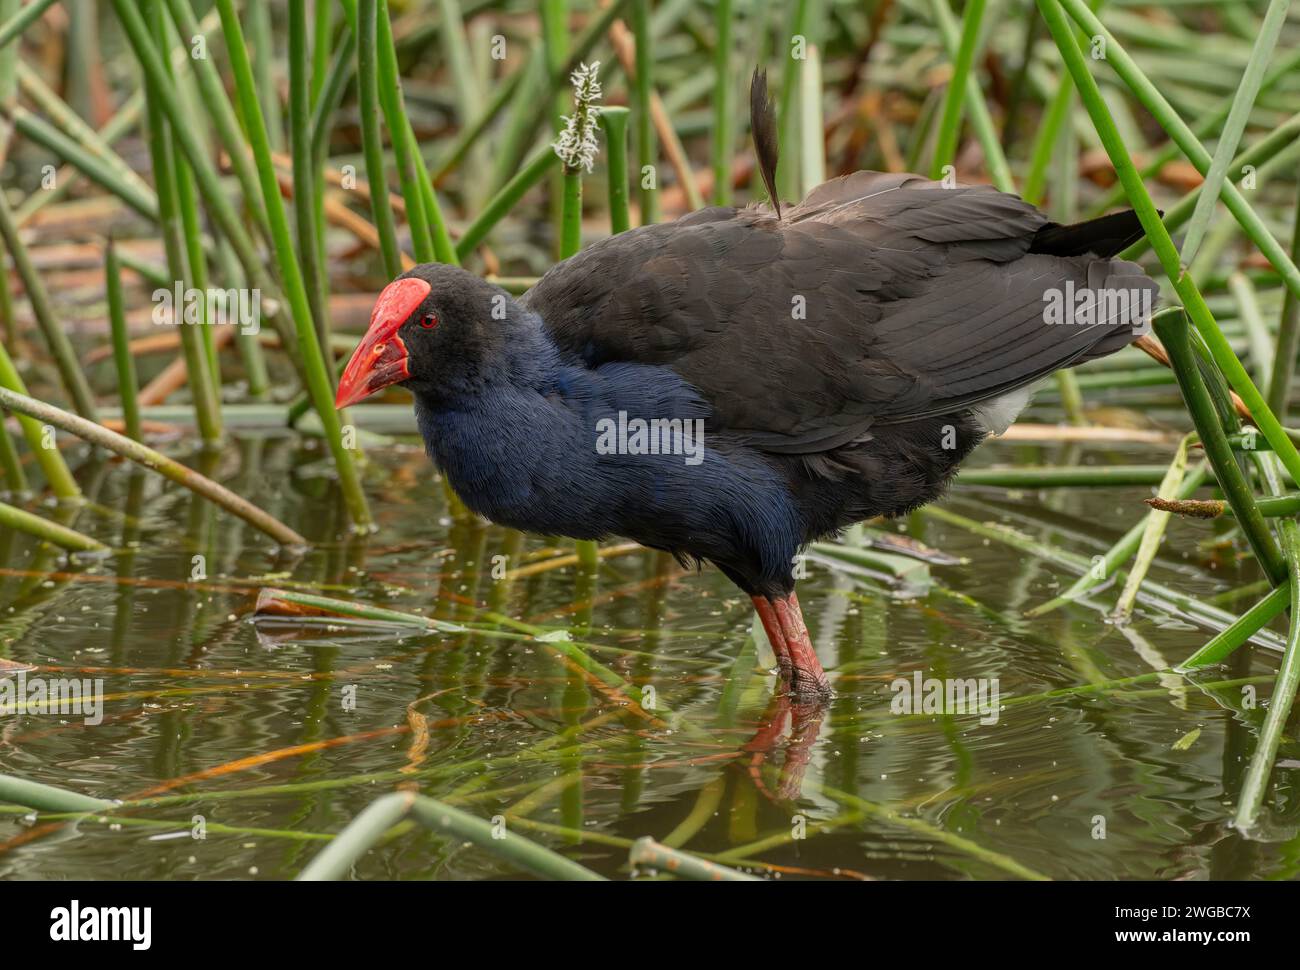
[1,427,1297,880]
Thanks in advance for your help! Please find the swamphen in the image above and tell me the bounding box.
[335,80,1158,699]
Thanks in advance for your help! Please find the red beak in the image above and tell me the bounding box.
[335,277,431,409]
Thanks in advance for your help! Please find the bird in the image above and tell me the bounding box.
[335,71,1158,700]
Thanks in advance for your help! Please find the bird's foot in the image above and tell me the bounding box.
[783,666,834,702]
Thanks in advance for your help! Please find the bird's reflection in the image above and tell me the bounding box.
[741,692,828,801]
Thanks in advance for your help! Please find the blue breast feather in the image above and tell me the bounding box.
[413,356,803,586]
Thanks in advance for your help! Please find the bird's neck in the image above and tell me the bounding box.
[409,309,564,408]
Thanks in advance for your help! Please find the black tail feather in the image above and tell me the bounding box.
[1029,209,1156,258]
[750,68,781,219]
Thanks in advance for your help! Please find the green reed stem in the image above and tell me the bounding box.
[814,780,1049,880]
[216,0,371,529]
[1154,309,1286,584]
[354,0,401,276]
[0,773,113,813]
[1113,435,1188,619]
[212,238,270,399]
[247,0,282,152]
[4,106,157,220]
[289,0,332,367]
[561,169,583,259]
[456,148,561,260]
[0,192,98,420]
[0,500,106,552]
[1057,0,1300,303]
[1267,172,1300,416]
[929,0,986,180]
[1026,463,1209,617]
[959,464,1190,487]
[430,64,523,181]
[0,400,26,493]
[15,63,156,204]
[601,107,632,234]
[295,791,410,879]
[927,502,1278,645]
[930,0,1014,192]
[0,386,306,546]
[1180,584,1290,671]
[0,0,57,52]
[140,0,221,444]
[105,241,140,442]
[0,250,11,346]
[1088,42,1300,217]
[375,0,434,264]
[310,23,355,166]
[300,791,607,880]
[1235,449,1300,833]
[1023,82,1071,206]
[310,0,331,104]
[776,0,810,201]
[711,0,733,205]
[111,0,287,352]
[485,0,630,195]
[0,341,78,499]
[632,0,657,223]
[151,1,224,438]
[798,43,825,197]
[0,0,12,110]
[1039,0,1300,492]
[159,0,266,236]
[1178,0,1290,264]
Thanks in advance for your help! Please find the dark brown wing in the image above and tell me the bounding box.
[523,171,1156,453]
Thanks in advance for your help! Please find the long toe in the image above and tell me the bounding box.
[787,666,833,700]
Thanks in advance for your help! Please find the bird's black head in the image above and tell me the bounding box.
[334,263,524,408]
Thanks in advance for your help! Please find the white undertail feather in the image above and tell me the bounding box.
[970,384,1038,436]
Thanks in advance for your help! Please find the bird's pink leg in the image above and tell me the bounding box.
[772,592,832,697]
[751,595,792,677]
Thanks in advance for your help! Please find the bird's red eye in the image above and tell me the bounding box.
[420,313,438,329]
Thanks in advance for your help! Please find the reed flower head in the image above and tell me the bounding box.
[553,61,603,174]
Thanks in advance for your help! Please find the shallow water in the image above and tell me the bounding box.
[1,428,1298,880]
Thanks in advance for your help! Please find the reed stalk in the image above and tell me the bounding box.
[1153,310,1286,584]
[629,837,759,881]
[0,192,97,420]
[374,0,435,265]
[144,0,223,442]
[601,107,632,234]
[1038,0,1300,492]
[711,0,734,206]
[929,0,1014,192]
[631,0,657,223]
[354,0,402,278]
[0,341,78,499]
[456,149,561,260]
[0,501,106,552]
[105,241,141,442]
[214,0,371,529]
[928,0,986,181]
[298,791,606,881]
[1177,0,1290,264]
[0,387,305,545]
[1057,2,1300,304]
